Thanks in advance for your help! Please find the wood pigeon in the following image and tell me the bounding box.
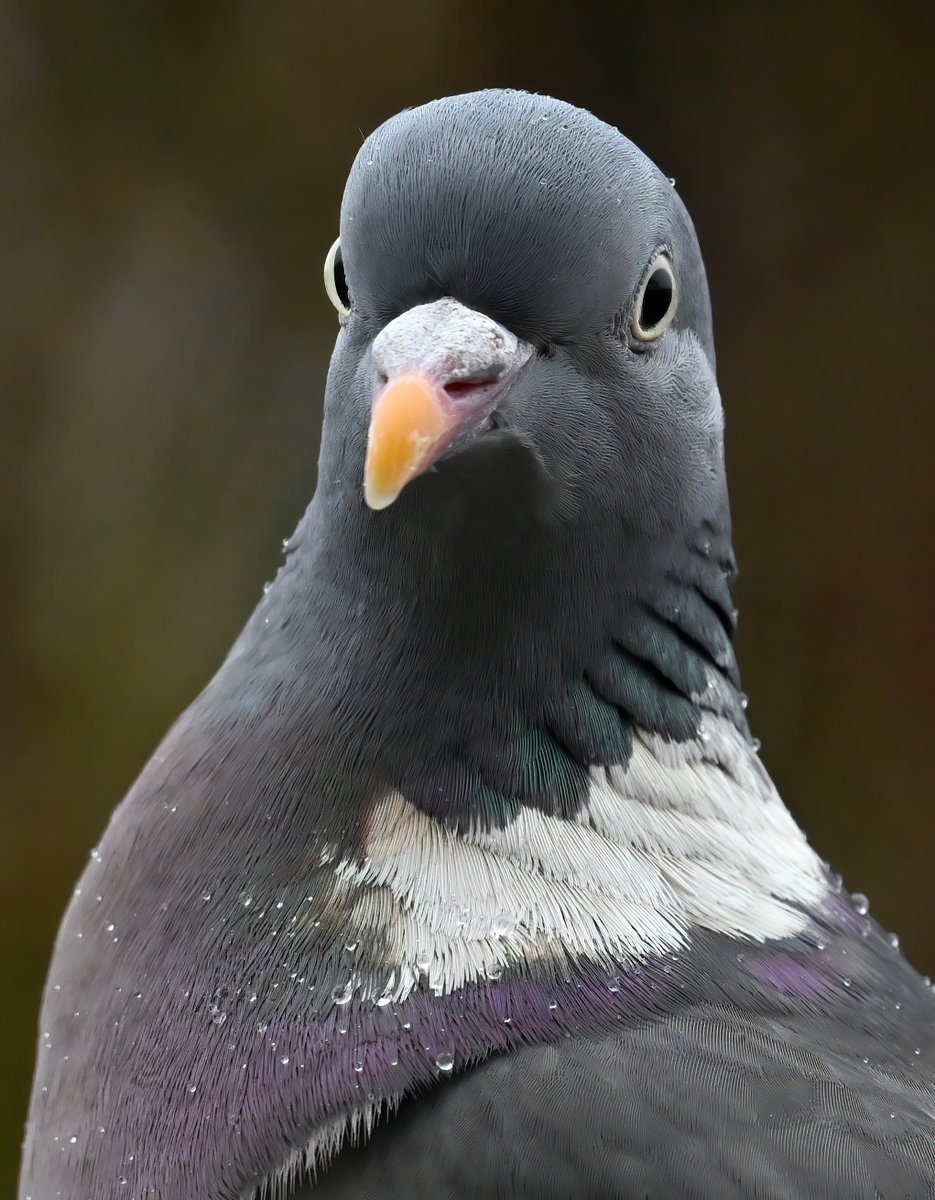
[20,89,935,1200]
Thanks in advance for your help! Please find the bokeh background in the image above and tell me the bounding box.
[3,0,933,1190]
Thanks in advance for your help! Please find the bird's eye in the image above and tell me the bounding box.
[631,252,678,342]
[324,237,351,317]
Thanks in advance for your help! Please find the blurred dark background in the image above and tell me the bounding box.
[2,0,933,1190]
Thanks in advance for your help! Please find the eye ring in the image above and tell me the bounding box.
[324,237,351,317]
[631,251,678,342]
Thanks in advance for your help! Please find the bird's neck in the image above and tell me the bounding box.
[284,491,750,833]
[191,497,828,1071]
[241,499,829,1020]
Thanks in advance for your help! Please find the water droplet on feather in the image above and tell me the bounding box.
[331,981,353,1005]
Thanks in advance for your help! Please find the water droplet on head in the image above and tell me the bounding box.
[435,1050,454,1072]
[851,893,869,916]
[887,931,900,950]
[200,891,212,902]
[239,892,253,907]
[280,1055,290,1065]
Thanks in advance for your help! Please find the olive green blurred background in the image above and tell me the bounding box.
[2,0,933,1190]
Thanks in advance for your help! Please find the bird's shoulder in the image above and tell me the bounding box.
[308,1001,935,1199]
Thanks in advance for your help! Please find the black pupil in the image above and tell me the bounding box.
[333,244,350,309]
[640,266,673,330]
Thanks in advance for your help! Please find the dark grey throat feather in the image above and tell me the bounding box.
[20,90,935,1200]
[290,440,745,833]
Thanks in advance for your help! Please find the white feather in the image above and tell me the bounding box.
[330,716,825,1001]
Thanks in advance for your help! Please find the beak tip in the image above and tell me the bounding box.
[363,481,398,512]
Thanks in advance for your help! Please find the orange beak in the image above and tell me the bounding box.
[362,297,534,510]
[363,373,459,511]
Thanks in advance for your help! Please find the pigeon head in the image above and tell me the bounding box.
[305,90,743,831]
[323,90,722,538]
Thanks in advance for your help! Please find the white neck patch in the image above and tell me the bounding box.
[331,715,826,1003]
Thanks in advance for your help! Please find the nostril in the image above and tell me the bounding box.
[445,380,488,399]
[444,369,501,400]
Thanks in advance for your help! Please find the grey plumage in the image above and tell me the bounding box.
[312,1005,935,1199]
[20,89,935,1200]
